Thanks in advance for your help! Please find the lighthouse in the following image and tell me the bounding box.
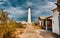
[28,6,31,24]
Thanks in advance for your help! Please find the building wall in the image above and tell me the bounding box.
[58,16,60,34]
[52,10,60,34]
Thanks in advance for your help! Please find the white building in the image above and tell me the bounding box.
[28,6,31,24]
[52,8,60,34]
[16,6,32,24]
[37,8,60,34]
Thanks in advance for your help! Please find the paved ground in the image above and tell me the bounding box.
[38,30,59,38]
[20,24,60,38]
[10,24,60,38]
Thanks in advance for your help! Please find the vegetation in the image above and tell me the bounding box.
[32,22,42,29]
[0,9,24,38]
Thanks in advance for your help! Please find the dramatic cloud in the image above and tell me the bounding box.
[27,0,56,19]
[48,0,57,2]
[0,0,57,21]
[5,6,27,21]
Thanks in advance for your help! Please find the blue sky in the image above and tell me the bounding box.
[0,0,57,21]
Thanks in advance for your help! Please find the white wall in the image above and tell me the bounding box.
[52,10,60,34]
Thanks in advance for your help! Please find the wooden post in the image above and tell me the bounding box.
[45,19,48,30]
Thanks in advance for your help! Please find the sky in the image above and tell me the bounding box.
[0,0,57,21]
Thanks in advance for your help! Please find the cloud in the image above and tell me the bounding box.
[0,0,57,21]
[30,0,57,17]
[6,7,26,14]
[26,1,32,6]
[48,0,57,2]
[32,2,56,10]
[28,0,56,21]
[5,6,27,18]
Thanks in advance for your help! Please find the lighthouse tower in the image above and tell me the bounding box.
[28,6,31,24]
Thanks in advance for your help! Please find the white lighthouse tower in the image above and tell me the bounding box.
[28,6,31,24]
